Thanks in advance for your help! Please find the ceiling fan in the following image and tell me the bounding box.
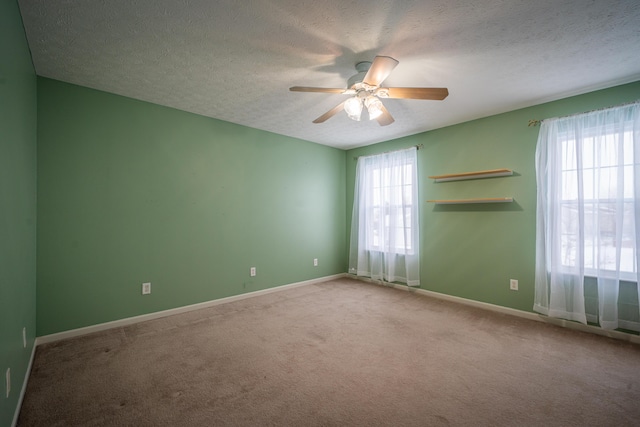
[290,56,448,126]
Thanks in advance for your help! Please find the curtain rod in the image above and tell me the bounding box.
[353,144,423,160]
[528,99,640,127]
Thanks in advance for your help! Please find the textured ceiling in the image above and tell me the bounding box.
[18,0,640,149]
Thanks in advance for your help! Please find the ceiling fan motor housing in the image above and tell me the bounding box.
[347,61,372,88]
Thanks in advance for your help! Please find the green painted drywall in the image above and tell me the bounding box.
[36,77,346,336]
[0,0,37,424]
[346,81,640,317]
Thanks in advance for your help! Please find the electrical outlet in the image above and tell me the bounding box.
[142,282,151,295]
[313,258,318,266]
[510,279,519,291]
[23,327,26,348]
[250,267,256,277]
[6,368,10,398]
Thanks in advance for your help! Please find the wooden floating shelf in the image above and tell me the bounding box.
[428,169,513,182]
[427,197,514,204]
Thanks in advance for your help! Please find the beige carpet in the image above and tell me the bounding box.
[18,278,640,426]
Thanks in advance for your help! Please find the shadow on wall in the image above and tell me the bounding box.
[430,200,523,212]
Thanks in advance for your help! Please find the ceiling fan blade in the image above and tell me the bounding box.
[313,101,345,123]
[382,87,449,100]
[376,103,395,126]
[290,86,347,94]
[363,56,399,87]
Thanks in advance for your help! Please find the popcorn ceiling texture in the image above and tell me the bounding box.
[18,0,640,149]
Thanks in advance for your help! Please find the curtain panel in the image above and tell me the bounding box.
[348,147,420,286]
[534,102,640,330]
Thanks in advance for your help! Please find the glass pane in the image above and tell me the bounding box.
[562,138,577,171]
[594,202,616,270]
[371,207,380,248]
[404,164,413,183]
[596,166,621,200]
[597,133,618,167]
[621,203,636,273]
[560,203,579,267]
[624,165,634,199]
[562,170,578,200]
[623,132,634,166]
[403,184,412,205]
[583,168,594,200]
[582,136,594,168]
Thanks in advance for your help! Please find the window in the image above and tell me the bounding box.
[348,147,420,286]
[558,124,637,278]
[366,159,414,254]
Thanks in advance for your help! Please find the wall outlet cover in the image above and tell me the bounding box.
[142,282,151,295]
[510,279,519,291]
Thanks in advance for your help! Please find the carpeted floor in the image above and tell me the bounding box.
[18,278,640,426]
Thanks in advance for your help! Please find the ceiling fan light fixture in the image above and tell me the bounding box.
[365,96,383,120]
[344,96,363,121]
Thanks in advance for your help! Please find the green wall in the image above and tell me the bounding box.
[36,78,640,339]
[346,81,640,320]
[0,0,37,424]
[36,78,346,335]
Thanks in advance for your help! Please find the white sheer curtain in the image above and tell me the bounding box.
[348,147,420,286]
[534,102,640,330]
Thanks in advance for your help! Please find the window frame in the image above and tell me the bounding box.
[555,124,638,281]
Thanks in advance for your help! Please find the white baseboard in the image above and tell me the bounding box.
[351,275,640,345]
[36,273,347,346]
[12,342,36,427]
[33,271,640,347]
